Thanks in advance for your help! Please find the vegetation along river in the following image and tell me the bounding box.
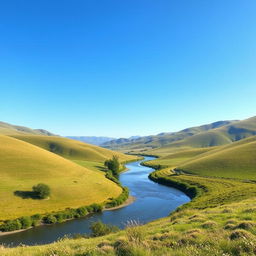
[0,156,190,246]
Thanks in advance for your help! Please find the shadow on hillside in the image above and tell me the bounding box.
[96,166,108,172]
[14,190,40,200]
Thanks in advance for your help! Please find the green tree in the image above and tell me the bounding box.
[104,156,120,176]
[32,183,51,199]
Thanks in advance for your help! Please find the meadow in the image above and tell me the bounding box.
[0,121,256,255]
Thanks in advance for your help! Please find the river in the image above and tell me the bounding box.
[0,156,190,246]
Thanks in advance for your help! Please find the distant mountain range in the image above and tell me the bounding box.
[66,136,116,146]
[66,136,141,146]
[102,117,256,151]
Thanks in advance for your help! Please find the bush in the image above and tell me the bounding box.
[0,219,22,232]
[43,215,57,224]
[90,221,119,237]
[19,216,32,229]
[76,206,88,217]
[32,183,51,199]
[90,203,103,213]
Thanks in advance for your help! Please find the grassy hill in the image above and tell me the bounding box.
[178,136,256,180]
[102,120,235,150]
[11,135,135,163]
[0,121,55,136]
[2,138,256,255]
[104,116,256,153]
[0,135,123,220]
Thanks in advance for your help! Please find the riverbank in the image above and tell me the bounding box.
[105,196,135,210]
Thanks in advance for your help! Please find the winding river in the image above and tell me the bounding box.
[0,157,190,246]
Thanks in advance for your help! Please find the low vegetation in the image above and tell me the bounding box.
[0,121,256,255]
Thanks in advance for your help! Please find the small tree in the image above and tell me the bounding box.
[104,156,120,176]
[33,183,51,199]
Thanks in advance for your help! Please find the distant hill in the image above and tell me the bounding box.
[102,120,236,150]
[66,136,116,146]
[0,121,55,136]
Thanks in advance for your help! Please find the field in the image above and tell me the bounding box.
[1,134,256,255]
[0,135,136,220]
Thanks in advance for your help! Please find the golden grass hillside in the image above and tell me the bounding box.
[179,136,256,179]
[11,135,135,163]
[0,135,122,220]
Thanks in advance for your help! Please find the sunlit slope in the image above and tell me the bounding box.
[0,135,122,220]
[11,135,135,163]
[147,147,215,168]
[0,121,54,136]
[179,136,256,179]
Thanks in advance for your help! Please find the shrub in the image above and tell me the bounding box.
[90,203,103,213]
[43,215,57,224]
[54,213,65,223]
[90,221,119,237]
[76,206,88,217]
[0,219,22,232]
[19,216,32,229]
[32,183,51,199]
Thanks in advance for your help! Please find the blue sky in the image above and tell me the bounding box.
[0,0,255,137]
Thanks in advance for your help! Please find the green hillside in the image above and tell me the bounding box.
[179,136,256,179]
[104,116,256,153]
[0,135,122,220]
[103,120,234,150]
[11,135,135,163]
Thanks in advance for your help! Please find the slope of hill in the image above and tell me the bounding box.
[178,135,256,179]
[11,135,135,163]
[0,135,122,220]
[102,120,236,150]
[0,121,55,136]
[66,136,116,146]
[103,117,256,152]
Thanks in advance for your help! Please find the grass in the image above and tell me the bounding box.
[105,116,256,152]
[1,125,256,255]
[0,135,123,220]
[11,135,135,163]
[179,136,256,180]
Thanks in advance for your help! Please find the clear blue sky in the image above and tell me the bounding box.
[0,0,255,137]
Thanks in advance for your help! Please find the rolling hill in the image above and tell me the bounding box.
[0,135,122,220]
[11,135,135,163]
[0,121,55,136]
[102,120,236,150]
[178,135,256,180]
[109,116,256,154]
